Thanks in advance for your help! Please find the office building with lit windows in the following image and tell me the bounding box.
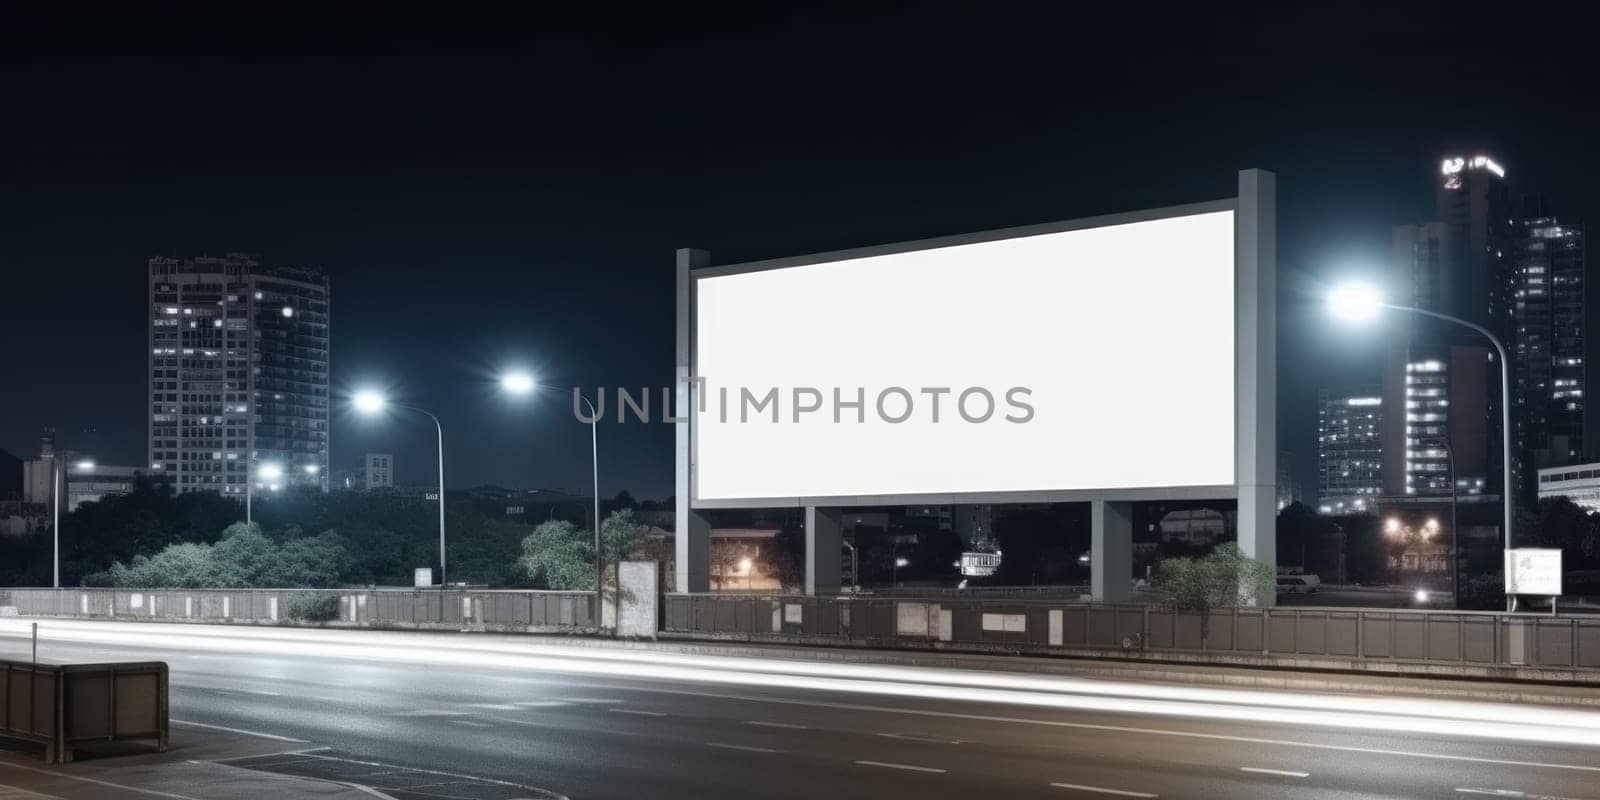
[1380,154,1588,509]
[148,254,330,497]
[1317,388,1383,514]
[1505,216,1586,486]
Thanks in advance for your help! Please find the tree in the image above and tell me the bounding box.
[1153,543,1274,638]
[600,508,647,566]
[517,520,593,589]
[97,522,351,589]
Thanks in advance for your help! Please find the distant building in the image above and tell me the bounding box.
[65,463,145,511]
[1277,450,1301,511]
[21,429,56,506]
[148,254,330,497]
[365,453,394,490]
[1158,509,1228,546]
[1504,215,1586,484]
[1537,462,1600,513]
[1318,388,1383,514]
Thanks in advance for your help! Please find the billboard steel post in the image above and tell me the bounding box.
[1236,168,1278,606]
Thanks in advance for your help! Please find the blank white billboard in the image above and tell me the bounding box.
[694,208,1235,502]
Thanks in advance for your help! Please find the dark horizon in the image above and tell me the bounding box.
[4,6,1598,502]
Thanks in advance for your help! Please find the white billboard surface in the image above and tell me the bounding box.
[694,209,1236,502]
[1505,548,1563,596]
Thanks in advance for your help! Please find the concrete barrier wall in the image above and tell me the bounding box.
[661,593,1600,683]
[0,659,167,763]
[1,588,597,633]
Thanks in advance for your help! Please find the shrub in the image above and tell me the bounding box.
[286,592,341,622]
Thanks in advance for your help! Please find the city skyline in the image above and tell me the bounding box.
[6,8,1600,503]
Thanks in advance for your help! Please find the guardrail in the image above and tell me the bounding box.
[0,659,168,763]
[0,588,597,633]
[662,593,1600,681]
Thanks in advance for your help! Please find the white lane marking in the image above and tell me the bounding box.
[565,697,624,704]
[341,783,401,800]
[209,747,332,762]
[1050,782,1159,797]
[392,710,469,717]
[451,719,491,727]
[0,760,200,800]
[854,760,946,774]
[877,732,965,745]
[1457,790,1591,800]
[204,687,283,697]
[609,709,667,717]
[0,785,61,800]
[706,742,781,753]
[1240,767,1310,778]
[289,752,568,800]
[171,719,306,742]
[641,688,1600,776]
[470,703,521,710]
[513,701,574,708]
[745,720,809,730]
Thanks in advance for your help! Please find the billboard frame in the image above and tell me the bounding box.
[675,169,1275,594]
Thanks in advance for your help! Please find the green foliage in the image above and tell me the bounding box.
[600,509,647,566]
[513,509,649,590]
[1154,543,1275,625]
[286,592,341,622]
[518,519,594,589]
[99,523,350,589]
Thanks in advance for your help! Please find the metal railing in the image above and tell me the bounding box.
[662,593,1600,677]
[1,588,597,632]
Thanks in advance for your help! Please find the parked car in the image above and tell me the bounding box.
[1276,574,1321,594]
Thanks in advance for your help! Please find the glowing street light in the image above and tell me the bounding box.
[353,390,386,415]
[1330,282,1515,610]
[353,389,448,586]
[501,371,535,396]
[499,369,603,597]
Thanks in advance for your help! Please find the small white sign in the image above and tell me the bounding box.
[414,567,434,588]
[1505,548,1563,596]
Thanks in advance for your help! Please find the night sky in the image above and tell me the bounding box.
[3,6,1596,502]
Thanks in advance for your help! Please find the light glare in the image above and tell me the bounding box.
[502,371,536,395]
[353,390,387,415]
[1329,283,1384,323]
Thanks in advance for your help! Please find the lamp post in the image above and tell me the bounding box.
[354,390,448,587]
[52,457,95,588]
[500,371,603,599]
[1330,283,1514,610]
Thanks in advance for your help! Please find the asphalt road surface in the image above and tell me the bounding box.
[4,619,1600,800]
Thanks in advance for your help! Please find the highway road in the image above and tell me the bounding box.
[4,619,1600,799]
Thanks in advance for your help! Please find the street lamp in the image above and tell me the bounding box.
[500,370,603,597]
[1330,282,1515,610]
[354,390,448,586]
[246,460,283,526]
[52,455,96,588]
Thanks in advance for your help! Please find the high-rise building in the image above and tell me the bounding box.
[1505,215,1586,488]
[1381,155,1588,509]
[365,453,393,490]
[148,254,330,497]
[1317,388,1383,513]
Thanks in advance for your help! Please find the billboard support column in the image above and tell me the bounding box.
[1236,168,1278,605]
[676,247,712,593]
[1091,500,1133,603]
[805,506,843,596]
